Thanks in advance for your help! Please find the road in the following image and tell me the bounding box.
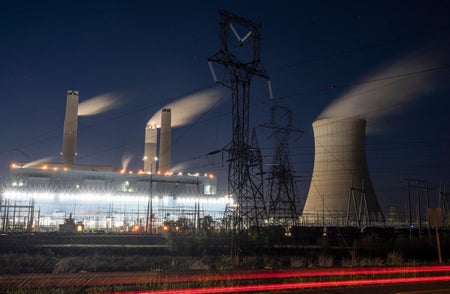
[1,265,450,293]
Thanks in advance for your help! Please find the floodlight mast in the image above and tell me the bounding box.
[208,10,270,249]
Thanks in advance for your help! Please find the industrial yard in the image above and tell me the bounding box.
[1,1,450,293]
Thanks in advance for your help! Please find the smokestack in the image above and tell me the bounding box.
[144,124,158,173]
[302,118,384,226]
[61,90,79,165]
[158,108,171,173]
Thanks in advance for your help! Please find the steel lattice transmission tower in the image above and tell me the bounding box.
[208,10,272,230]
[261,106,303,226]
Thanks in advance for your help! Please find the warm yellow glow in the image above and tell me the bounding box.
[11,163,17,168]
[120,169,125,174]
[42,165,48,170]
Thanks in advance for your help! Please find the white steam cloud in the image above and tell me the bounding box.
[121,153,133,171]
[319,48,448,133]
[22,157,54,168]
[78,93,121,116]
[146,87,222,128]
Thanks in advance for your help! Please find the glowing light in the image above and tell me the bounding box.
[113,265,450,294]
[117,275,450,293]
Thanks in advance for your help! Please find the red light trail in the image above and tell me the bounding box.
[114,265,450,294]
[122,275,450,294]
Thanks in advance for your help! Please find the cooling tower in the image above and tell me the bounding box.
[158,108,171,173]
[144,124,158,173]
[302,118,384,226]
[61,90,79,165]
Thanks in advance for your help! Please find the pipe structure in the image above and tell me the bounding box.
[158,108,171,173]
[302,118,384,226]
[61,90,79,165]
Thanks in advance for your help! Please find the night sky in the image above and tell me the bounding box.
[1,1,449,213]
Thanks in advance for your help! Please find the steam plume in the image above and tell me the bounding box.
[22,157,54,168]
[319,48,448,133]
[147,87,222,127]
[78,93,121,116]
[121,153,133,171]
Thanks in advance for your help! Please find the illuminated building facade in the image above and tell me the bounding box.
[2,164,231,232]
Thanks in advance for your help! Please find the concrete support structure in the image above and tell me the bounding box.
[302,118,384,226]
[144,125,157,173]
[61,90,79,165]
[158,108,171,173]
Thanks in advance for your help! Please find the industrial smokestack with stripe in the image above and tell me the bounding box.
[158,108,171,173]
[61,90,79,165]
[144,124,158,173]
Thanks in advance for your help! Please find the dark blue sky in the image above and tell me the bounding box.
[1,1,449,213]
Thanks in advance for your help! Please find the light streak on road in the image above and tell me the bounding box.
[113,265,450,294]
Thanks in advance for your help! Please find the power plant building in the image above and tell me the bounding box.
[301,118,385,226]
[4,164,227,232]
[0,90,232,232]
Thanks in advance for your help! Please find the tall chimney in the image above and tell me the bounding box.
[158,108,171,173]
[144,124,158,173]
[62,90,79,165]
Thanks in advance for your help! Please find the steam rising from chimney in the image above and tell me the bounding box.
[121,153,133,172]
[144,87,222,173]
[146,87,221,127]
[78,93,121,116]
[319,49,447,133]
[23,157,54,168]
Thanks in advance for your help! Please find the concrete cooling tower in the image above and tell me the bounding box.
[61,90,79,165]
[302,118,385,226]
